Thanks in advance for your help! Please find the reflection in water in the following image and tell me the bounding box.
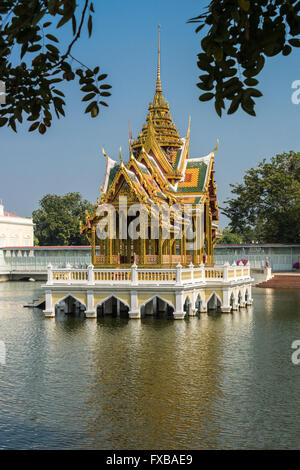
[0,283,300,449]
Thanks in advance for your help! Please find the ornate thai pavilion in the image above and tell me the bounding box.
[42,28,253,319]
[82,27,219,269]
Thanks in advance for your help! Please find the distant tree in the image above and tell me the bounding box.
[0,1,111,134]
[217,227,244,244]
[188,0,300,117]
[222,151,300,243]
[33,192,93,245]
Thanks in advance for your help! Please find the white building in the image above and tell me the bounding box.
[0,203,34,247]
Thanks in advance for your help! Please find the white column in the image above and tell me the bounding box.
[175,263,182,286]
[221,289,232,313]
[131,263,138,286]
[247,284,253,305]
[189,262,194,282]
[223,262,229,282]
[43,289,54,317]
[174,290,185,319]
[190,290,197,315]
[87,264,94,285]
[239,287,246,308]
[66,263,71,285]
[47,263,53,286]
[189,289,197,316]
[232,291,239,310]
[129,290,141,319]
[85,290,96,318]
[199,262,205,282]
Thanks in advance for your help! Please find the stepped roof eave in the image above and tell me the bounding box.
[176,152,214,194]
[127,155,168,201]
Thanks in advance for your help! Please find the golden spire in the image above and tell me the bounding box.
[131,24,182,152]
[156,24,162,93]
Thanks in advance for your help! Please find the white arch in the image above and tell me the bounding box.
[184,295,192,309]
[194,293,204,309]
[245,288,249,301]
[54,293,86,309]
[140,294,175,310]
[95,294,130,310]
[206,291,222,306]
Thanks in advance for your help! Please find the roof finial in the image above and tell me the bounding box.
[156,24,162,93]
[102,146,108,159]
[119,146,124,167]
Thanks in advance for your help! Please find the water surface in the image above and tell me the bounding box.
[0,282,300,449]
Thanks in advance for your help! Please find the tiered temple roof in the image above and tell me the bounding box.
[83,26,220,267]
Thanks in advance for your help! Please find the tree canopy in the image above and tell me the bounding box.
[33,192,93,245]
[222,151,300,243]
[0,0,111,134]
[189,0,300,116]
[217,227,244,244]
[1,1,299,133]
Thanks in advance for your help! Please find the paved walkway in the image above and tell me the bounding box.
[257,273,300,288]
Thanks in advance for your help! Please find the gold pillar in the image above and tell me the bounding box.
[127,237,131,264]
[91,227,96,265]
[158,225,162,265]
[182,232,186,266]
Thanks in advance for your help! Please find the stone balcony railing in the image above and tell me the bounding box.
[46,262,251,287]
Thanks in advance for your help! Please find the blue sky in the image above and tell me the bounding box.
[1,0,300,228]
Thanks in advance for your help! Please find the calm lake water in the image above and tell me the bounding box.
[0,281,300,450]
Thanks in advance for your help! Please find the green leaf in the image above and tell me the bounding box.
[88,15,93,37]
[238,0,250,12]
[0,117,8,127]
[91,104,99,118]
[195,24,205,33]
[282,45,292,56]
[46,34,59,43]
[246,88,263,98]
[85,101,98,113]
[244,78,259,86]
[82,92,96,101]
[52,89,65,97]
[72,15,77,35]
[29,122,40,132]
[241,101,256,116]
[199,92,214,102]
[46,44,59,54]
[39,123,46,134]
[28,44,42,52]
[289,38,300,47]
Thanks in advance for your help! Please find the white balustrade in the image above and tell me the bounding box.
[46,262,252,286]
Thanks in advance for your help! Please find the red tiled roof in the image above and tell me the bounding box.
[4,211,19,218]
